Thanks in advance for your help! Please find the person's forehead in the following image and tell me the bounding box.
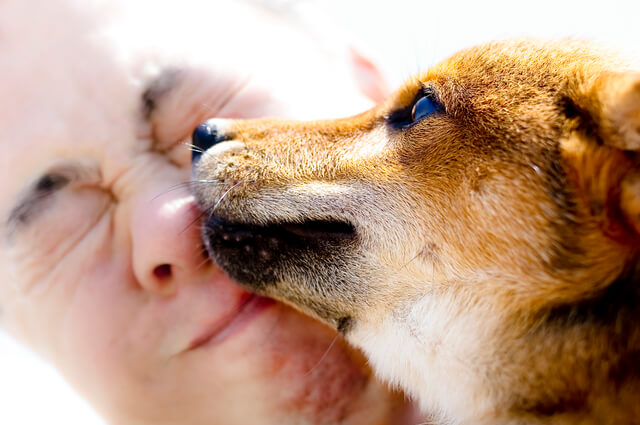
[0,0,354,152]
[0,51,139,168]
[0,1,142,219]
[0,0,370,224]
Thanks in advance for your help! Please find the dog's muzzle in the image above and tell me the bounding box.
[202,216,356,289]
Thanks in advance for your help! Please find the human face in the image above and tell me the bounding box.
[0,1,409,424]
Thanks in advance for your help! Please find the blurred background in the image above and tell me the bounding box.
[1,0,639,423]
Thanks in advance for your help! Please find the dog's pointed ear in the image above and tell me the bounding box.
[570,71,640,150]
[348,47,390,104]
[563,71,640,238]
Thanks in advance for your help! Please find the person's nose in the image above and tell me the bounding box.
[130,190,209,296]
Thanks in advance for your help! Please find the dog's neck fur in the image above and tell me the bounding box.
[351,262,640,425]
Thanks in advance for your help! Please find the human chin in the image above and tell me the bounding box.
[117,303,377,425]
[223,303,377,418]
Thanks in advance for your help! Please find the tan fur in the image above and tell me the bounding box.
[193,39,640,424]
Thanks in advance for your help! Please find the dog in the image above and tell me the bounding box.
[192,39,640,424]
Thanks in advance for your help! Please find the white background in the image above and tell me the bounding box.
[1,0,639,423]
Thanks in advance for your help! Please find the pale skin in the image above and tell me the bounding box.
[0,1,417,424]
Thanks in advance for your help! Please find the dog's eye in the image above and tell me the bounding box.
[411,95,440,123]
[387,85,443,128]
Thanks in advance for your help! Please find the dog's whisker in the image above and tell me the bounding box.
[181,208,212,235]
[195,255,211,271]
[210,181,244,214]
[178,181,244,235]
[303,333,339,377]
[180,200,220,235]
[152,180,220,202]
[150,182,197,201]
[398,250,423,272]
[181,142,205,153]
[198,75,251,119]
[198,100,221,116]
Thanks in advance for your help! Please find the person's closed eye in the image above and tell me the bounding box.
[6,160,113,285]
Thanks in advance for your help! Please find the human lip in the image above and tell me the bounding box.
[187,293,275,351]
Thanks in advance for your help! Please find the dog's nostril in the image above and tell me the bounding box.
[191,121,228,162]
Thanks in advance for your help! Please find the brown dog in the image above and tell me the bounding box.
[192,39,640,424]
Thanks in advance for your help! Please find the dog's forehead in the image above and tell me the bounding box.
[436,39,589,76]
[400,39,622,101]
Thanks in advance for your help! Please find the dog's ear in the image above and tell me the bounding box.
[573,71,640,150]
[563,71,640,238]
[348,47,390,104]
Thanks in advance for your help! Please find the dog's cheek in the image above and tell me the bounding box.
[273,257,373,329]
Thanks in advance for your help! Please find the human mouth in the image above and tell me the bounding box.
[187,293,275,351]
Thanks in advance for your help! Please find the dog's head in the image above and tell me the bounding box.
[192,39,640,340]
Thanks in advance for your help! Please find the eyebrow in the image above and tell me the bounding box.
[5,162,96,239]
[141,67,182,120]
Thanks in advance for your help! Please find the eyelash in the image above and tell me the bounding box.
[34,173,71,193]
[10,162,108,227]
[387,85,444,129]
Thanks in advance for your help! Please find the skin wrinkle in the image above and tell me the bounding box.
[141,67,183,120]
[7,189,60,233]
[5,161,104,240]
[143,66,257,156]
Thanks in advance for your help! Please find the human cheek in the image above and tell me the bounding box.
[49,247,176,413]
[203,304,373,419]
[8,189,113,296]
[58,274,152,394]
[3,191,115,354]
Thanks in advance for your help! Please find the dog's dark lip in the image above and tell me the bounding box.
[202,215,358,297]
[206,216,357,242]
[278,220,356,240]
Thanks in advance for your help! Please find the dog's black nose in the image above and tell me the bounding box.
[191,120,228,162]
